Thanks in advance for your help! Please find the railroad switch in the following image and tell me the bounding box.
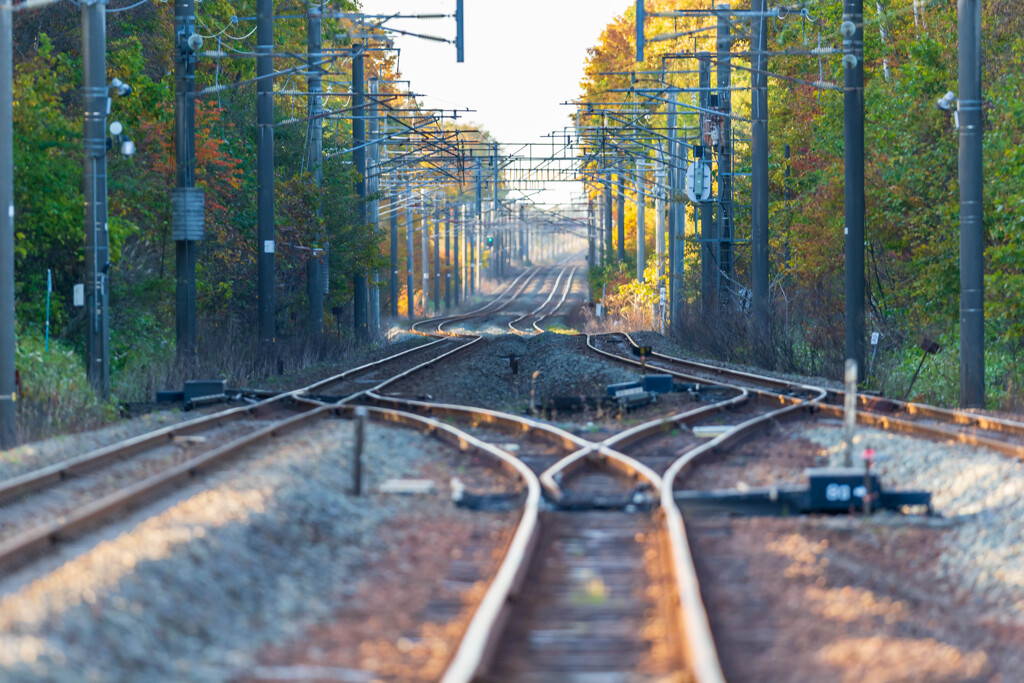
[674,467,932,517]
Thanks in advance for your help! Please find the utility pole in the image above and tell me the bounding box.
[587,199,596,267]
[959,0,984,407]
[368,77,380,338]
[843,0,865,370]
[84,0,110,397]
[444,204,451,310]
[256,0,274,348]
[1,2,15,447]
[716,4,733,305]
[406,187,414,318]
[453,204,461,306]
[698,53,715,312]
[636,160,646,282]
[617,161,626,263]
[667,90,682,331]
[474,159,481,290]
[670,95,686,335]
[433,202,440,311]
[351,45,368,340]
[603,171,612,266]
[751,0,770,353]
[305,4,324,334]
[173,0,202,358]
[390,194,399,317]
[421,199,429,313]
[655,150,666,281]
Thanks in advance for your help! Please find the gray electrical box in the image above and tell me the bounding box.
[171,187,205,241]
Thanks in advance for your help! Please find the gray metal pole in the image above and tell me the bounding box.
[636,161,646,282]
[444,204,451,310]
[1,5,15,447]
[433,204,440,311]
[587,200,596,267]
[390,194,399,317]
[617,162,626,263]
[751,0,770,348]
[603,172,612,266]
[698,53,715,311]
[256,0,274,346]
[367,77,380,338]
[406,188,414,318]
[453,204,461,306]
[717,4,733,305]
[843,0,866,370]
[655,151,665,281]
[959,0,985,407]
[666,91,678,328]
[421,202,429,312]
[173,0,200,358]
[670,96,686,335]
[351,46,368,339]
[84,0,110,397]
[306,5,323,334]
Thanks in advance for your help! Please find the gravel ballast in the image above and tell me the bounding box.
[802,423,1024,625]
[0,419,519,681]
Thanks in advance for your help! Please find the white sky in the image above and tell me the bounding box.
[366,0,632,207]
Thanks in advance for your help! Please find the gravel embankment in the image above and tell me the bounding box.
[803,423,1024,625]
[0,409,206,482]
[0,419,519,682]
[1,333,437,482]
[384,333,636,415]
[682,419,1024,681]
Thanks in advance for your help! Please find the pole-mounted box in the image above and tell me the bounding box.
[171,187,205,241]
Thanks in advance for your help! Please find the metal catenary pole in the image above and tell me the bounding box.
[351,45,368,339]
[670,96,685,335]
[636,160,646,282]
[389,193,399,317]
[603,170,612,266]
[843,0,866,370]
[698,53,715,311]
[405,187,414,318]
[256,0,275,346]
[655,150,665,281]
[433,202,440,311]
[368,77,380,338]
[716,4,734,305]
[666,90,679,329]
[616,160,626,263]
[421,199,429,313]
[958,0,984,407]
[453,204,461,305]
[305,4,324,334]
[751,0,770,351]
[1,3,15,447]
[83,0,110,397]
[173,0,201,358]
[444,203,451,310]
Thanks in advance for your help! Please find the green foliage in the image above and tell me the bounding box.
[14,331,115,442]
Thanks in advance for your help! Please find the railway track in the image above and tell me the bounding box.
[507,265,576,335]
[0,269,556,573]
[592,331,1024,460]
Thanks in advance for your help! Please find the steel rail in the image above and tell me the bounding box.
[435,267,545,335]
[614,332,1024,460]
[532,267,576,333]
[408,266,541,337]
[507,266,569,335]
[0,273,546,513]
[583,332,830,683]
